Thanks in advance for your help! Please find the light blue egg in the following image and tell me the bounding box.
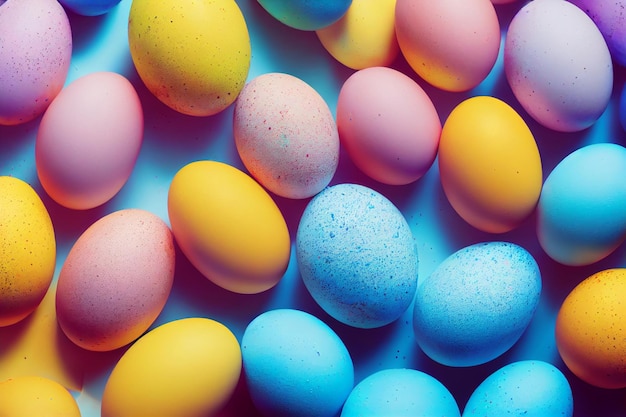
[341,368,461,417]
[257,0,352,30]
[462,360,573,417]
[296,183,419,329]
[537,142,626,266]
[242,309,354,417]
[59,0,122,16]
[413,242,541,367]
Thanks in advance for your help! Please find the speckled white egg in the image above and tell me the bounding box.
[413,241,541,367]
[296,183,418,328]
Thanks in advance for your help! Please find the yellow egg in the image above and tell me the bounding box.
[0,176,56,327]
[0,375,80,417]
[101,317,242,417]
[167,161,290,294]
[128,0,251,116]
[438,96,542,233]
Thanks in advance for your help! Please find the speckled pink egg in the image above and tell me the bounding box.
[56,209,175,352]
[233,72,339,199]
[0,0,72,126]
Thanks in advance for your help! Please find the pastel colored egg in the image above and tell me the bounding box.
[58,0,122,16]
[257,0,352,30]
[316,0,399,70]
[167,160,290,294]
[504,0,613,132]
[394,0,500,92]
[128,0,251,116]
[0,376,81,417]
[233,73,339,199]
[36,72,143,210]
[0,176,56,327]
[296,183,418,329]
[0,0,72,126]
[438,96,542,234]
[336,66,441,185]
[413,242,541,367]
[56,209,175,352]
[102,317,241,417]
[242,309,354,417]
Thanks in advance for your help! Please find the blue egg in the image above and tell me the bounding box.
[537,142,626,266]
[341,368,461,417]
[296,183,419,329]
[413,242,541,367]
[242,309,354,417]
[59,0,122,16]
[257,0,352,30]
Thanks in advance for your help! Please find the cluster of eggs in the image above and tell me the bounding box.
[1,0,626,416]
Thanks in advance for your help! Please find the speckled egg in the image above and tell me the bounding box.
[0,376,81,417]
[296,183,418,329]
[257,0,352,30]
[413,241,541,367]
[233,73,339,199]
[0,0,72,126]
[56,209,175,352]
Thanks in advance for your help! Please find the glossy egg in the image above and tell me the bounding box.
[167,160,290,294]
[58,0,122,16]
[56,209,175,352]
[257,0,352,30]
[0,376,81,417]
[439,96,542,233]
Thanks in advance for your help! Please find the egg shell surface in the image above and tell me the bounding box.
[167,160,290,294]
[101,317,241,417]
[56,209,175,352]
[336,66,441,185]
[36,72,143,210]
[0,376,81,417]
[413,241,541,367]
[58,0,122,16]
[0,0,72,126]
[233,72,339,199]
[257,0,352,30]
[242,309,354,417]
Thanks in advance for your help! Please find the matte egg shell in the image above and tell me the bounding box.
[102,317,241,417]
[257,0,352,30]
[167,160,290,294]
[413,241,541,367]
[128,0,251,116]
[462,360,573,417]
[58,0,122,16]
[242,309,354,417]
[36,72,143,210]
[316,0,399,70]
[0,0,72,126]
[504,0,613,132]
[296,183,418,329]
[0,376,81,417]
[395,0,500,92]
[56,209,175,352]
[438,96,542,234]
[537,143,626,266]
[556,268,626,389]
[233,73,339,199]
[0,176,56,327]
[336,66,441,185]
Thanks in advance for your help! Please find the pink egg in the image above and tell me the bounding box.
[36,72,144,210]
[0,0,72,125]
[56,209,175,352]
[336,67,441,185]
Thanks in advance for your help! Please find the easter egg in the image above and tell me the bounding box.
[0,0,72,126]
[167,160,290,294]
[36,72,143,210]
[504,0,613,132]
[413,242,541,367]
[242,309,354,417]
[296,183,418,329]
[58,0,122,16]
[56,209,175,352]
[394,0,500,92]
[257,0,352,31]
[128,0,251,116]
[0,376,81,417]
[336,66,441,185]
[233,73,339,199]
[438,96,542,234]
[101,317,241,417]
[0,176,56,327]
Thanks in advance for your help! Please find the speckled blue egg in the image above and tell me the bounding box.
[413,242,541,367]
[241,309,354,417]
[296,183,419,329]
[537,143,626,266]
[257,0,352,30]
[341,368,461,417]
[462,360,573,417]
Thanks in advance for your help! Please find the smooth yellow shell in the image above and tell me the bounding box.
[0,375,81,417]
